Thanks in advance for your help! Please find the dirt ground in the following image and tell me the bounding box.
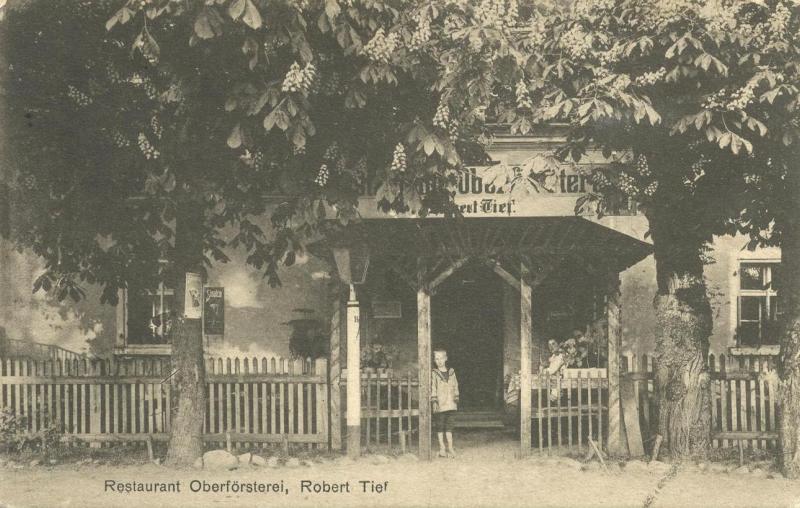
[1,431,799,508]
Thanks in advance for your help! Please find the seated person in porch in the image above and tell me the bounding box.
[431,349,459,458]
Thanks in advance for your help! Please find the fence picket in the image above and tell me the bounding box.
[576,371,582,453]
[567,377,573,449]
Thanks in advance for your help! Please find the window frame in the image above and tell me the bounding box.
[735,259,780,347]
[115,283,175,355]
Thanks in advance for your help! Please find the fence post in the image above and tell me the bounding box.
[519,263,532,457]
[606,272,625,456]
[90,361,102,447]
[315,358,330,450]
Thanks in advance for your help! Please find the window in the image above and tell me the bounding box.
[736,262,782,346]
[126,283,175,345]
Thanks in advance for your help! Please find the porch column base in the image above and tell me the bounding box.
[347,426,361,458]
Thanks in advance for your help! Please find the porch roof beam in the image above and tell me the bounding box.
[429,257,469,291]
[489,259,521,291]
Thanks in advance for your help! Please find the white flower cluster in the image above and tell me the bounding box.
[526,15,548,48]
[515,80,533,110]
[67,85,92,107]
[618,171,638,196]
[743,173,761,185]
[106,63,123,85]
[726,80,757,111]
[573,0,615,18]
[432,99,459,144]
[767,3,791,39]
[642,181,658,196]
[559,25,593,60]
[506,0,519,25]
[635,67,667,87]
[591,171,610,190]
[315,164,329,187]
[129,0,152,11]
[410,12,432,50]
[150,116,162,139]
[111,130,130,148]
[282,62,316,93]
[646,0,692,29]
[355,157,368,177]
[252,150,265,170]
[137,132,159,160]
[362,28,399,65]
[319,72,341,96]
[433,100,451,130]
[684,156,706,189]
[473,0,517,29]
[636,154,651,176]
[323,143,340,161]
[609,74,632,93]
[390,143,407,172]
[597,43,626,67]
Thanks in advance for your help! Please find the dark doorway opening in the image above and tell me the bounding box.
[432,262,504,411]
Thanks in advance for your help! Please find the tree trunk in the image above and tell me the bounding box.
[165,317,205,466]
[165,199,206,467]
[648,208,713,461]
[778,170,800,478]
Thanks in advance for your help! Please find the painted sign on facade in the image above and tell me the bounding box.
[448,155,596,217]
[359,151,631,218]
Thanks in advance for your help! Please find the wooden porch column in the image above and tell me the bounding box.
[519,263,532,457]
[329,289,343,451]
[606,272,625,456]
[417,265,432,461]
[345,285,362,458]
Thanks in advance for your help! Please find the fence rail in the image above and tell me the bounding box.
[620,352,780,452]
[0,338,83,363]
[529,369,608,452]
[0,356,329,452]
[341,369,420,453]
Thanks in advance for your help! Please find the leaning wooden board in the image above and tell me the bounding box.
[621,379,645,457]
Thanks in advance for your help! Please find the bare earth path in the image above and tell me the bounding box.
[1,433,798,508]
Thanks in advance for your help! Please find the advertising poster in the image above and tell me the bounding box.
[203,287,224,336]
[184,272,202,319]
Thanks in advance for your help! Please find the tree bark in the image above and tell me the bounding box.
[778,169,800,478]
[648,208,713,461]
[165,317,205,466]
[165,199,207,467]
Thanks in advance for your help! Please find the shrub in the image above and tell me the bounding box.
[0,407,61,454]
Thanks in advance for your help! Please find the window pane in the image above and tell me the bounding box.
[769,263,782,291]
[740,264,766,290]
[740,296,764,321]
[737,322,760,346]
[128,290,157,344]
[770,295,781,320]
[761,320,780,345]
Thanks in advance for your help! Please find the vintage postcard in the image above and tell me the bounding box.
[1,0,799,507]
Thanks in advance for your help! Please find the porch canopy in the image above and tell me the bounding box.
[313,216,652,460]
[315,216,651,286]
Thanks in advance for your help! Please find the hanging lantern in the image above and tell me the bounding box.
[332,243,370,285]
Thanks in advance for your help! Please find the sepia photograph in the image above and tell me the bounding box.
[0,0,799,506]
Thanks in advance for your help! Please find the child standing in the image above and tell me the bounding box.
[431,349,459,458]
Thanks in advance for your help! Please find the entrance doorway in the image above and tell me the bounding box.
[432,263,504,411]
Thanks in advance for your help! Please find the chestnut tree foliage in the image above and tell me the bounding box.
[3,0,800,469]
[423,0,800,463]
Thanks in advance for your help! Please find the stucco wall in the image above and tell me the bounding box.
[1,227,777,362]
